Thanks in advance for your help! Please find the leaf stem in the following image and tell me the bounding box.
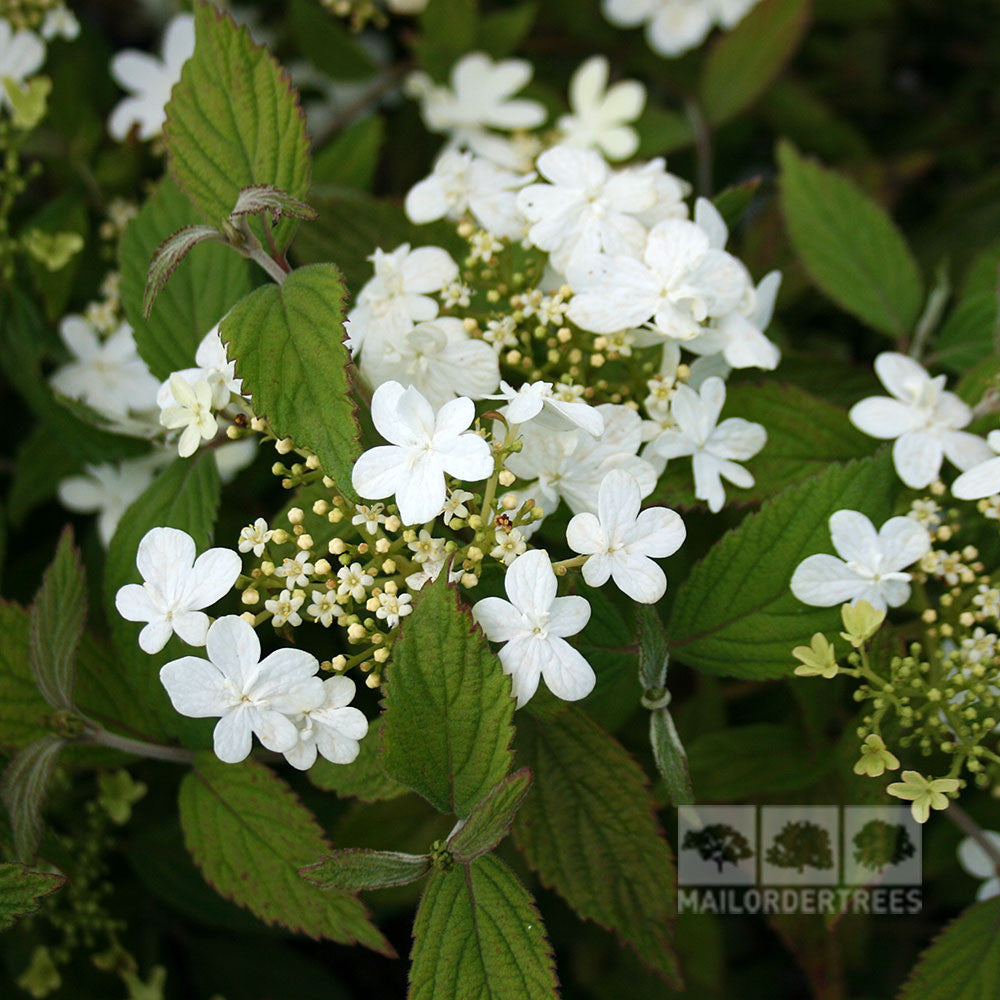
[84,725,196,765]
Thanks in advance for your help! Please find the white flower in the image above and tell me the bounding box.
[790,510,931,611]
[307,591,340,628]
[156,326,242,411]
[265,589,304,627]
[159,374,218,457]
[386,0,429,13]
[238,518,272,557]
[647,377,764,512]
[491,528,527,566]
[360,317,500,408]
[567,214,753,338]
[108,13,194,140]
[408,530,446,564]
[0,22,45,107]
[275,553,314,589]
[115,526,242,653]
[566,469,686,603]
[517,145,658,273]
[443,489,474,520]
[58,456,159,546]
[953,431,1000,500]
[347,243,458,356]
[491,380,604,437]
[337,562,374,601]
[957,832,1000,901]
[50,317,159,417]
[283,676,369,770]
[41,7,80,40]
[557,56,645,161]
[376,591,413,628]
[160,615,324,764]
[404,150,531,239]
[352,381,493,525]
[849,353,994,489]
[603,0,750,58]
[472,549,594,708]
[352,504,386,535]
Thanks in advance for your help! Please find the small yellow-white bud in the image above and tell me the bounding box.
[374,647,390,663]
[297,534,313,551]
[260,560,275,576]
[314,558,331,575]
[501,493,518,510]
[347,623,367,642]
[328,538,346,555]
[312,500,329,515]
[382,558,397,574]
[467,546,484,563]
[305,454,320,469]
[498,469,515,487]
[287,507,304,524]
[240,612,257,625]
[271,529,289,545]
[375,537,391,554]
[461,572,478,588]
[241,589,260,605]
[275,437,295,454]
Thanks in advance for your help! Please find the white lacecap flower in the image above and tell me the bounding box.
[557,56,646,161]
[160,615,325,764]
[956,833,1000,901]
[283,676,369,770]
[953,430,1000,501]
[472,549,594,708]
[849,353,994,489]
[360,317,500,409]
[50,316,159,418]
[491,379,605,437]
[647,377,765,513]
[566,469,686,603]
[159,374,218,458]
[352,381,493,526]
[115,526,242,653]
[108,13,195,140]
[0,22,45,107]
[790,510,931,611]
[156,325,242,412]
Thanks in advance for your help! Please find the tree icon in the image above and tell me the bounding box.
[765,820,834,873]
[682,823,754,873]
[852,819,915,872]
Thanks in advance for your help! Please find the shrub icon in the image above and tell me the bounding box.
[765,820,834,873]
[852,819,915,873]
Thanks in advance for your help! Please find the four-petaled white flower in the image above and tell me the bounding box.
[953,430,1000,501]
[115,526,241,653]
[557,56,646,161]
[159,374,218,458]
[849,353,994,489]
[156,325,242,412]
[566,469,686,603]
[160,615,325,764]
[352,381,493,525]
[0,21,45,107]
[472,549,594,708]
[647,377,765,512]
[108,13,195,140]
[492,379,605,437]
[361,317,500,408]
[283,676,369,770]
[790,510,931,611]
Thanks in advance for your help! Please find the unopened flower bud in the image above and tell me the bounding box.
[241,589,259,605]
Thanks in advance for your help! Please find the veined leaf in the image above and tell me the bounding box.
[179,754,392,954]
[0,602,52,750]
[312,117,385,191]
[778,141,923,338]
[1,735,64,861]
[515,708,681,986]
[164,1,310,250]
[29,526,85,711]
[221,262,360,499]
[301,849,431,892]
[448,769,532,863]
[410,854,559,1000]
[935,292,998,373]
[668,452,898,678]
[381,573,515,818]
[308,716,407,803]
[0,862,65,930]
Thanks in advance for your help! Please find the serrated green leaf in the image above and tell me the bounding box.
[1,735,64,860]
[0,602,52,751]
[308,717,407,802]
[935,292,998,373]
[7,425,84,525]
[301,849,431,892]
[381,574,515,818]
[105,454,222,743]
[0,862,65,930]
[220,262,360,499]
[778,141,923,338]
[899,896,1000,1000]
[668,453,898,678]
[700,0,811,125]
[29,526,85,711]
[179,754,392,953]
[514,708,681,986]
[410,854,558,1000]
[164,1,310,250]
[448,769,532,863]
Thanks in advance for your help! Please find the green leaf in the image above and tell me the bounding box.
[1,735,64,860]
[119,177,253,379]
[301,849,431,892]
[287,0,376,81]
[105,454,222,742]
[179,754,392,953]
[308,716,407,802]
[778,141,923,338]
[0,862,65,930]
[668,452,898,678]
[381,573,515,818]
[416,0,478,80]
[29,526,85,711]
[164,1,311,250]
[447,769,532,863]
[899,896,1000,1000]
[221,262,360,498]
[712,177,762,229]
[935,292,998,373]
[475,3,537,58]
[515,708,681,985]
[410,854,558,1000]
[0,602,52,750]
[312,117,385,190]
[637,605,669,692]
[700,0,811,125]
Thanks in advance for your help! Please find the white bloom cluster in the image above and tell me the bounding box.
[0,6,78,114]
